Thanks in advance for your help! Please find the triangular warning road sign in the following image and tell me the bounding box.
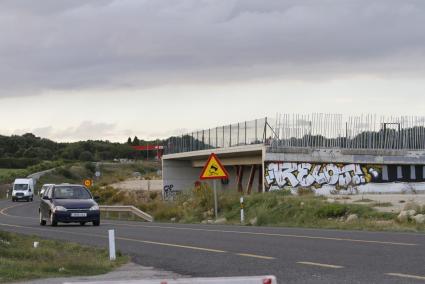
[200,153,229,180]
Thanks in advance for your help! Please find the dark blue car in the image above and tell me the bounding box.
[39,184,100,226]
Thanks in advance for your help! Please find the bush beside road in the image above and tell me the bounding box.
[0,230,128,283]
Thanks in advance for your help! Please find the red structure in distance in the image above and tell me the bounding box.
[131,145,164,160]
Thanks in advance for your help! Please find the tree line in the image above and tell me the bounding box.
[0,133,164,169]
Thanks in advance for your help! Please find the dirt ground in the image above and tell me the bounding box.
[110,179,163,191]
[330,194,425,213]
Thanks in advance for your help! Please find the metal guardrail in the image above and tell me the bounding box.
[99,205,154,222]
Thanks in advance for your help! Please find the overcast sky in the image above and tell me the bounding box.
[0,0,424,142]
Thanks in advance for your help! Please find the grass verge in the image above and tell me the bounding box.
[0,231,128,283]
[92,183,425,232]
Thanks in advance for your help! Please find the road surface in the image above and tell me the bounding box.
[1,199,425,283]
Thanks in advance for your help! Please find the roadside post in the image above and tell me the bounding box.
[240,196,245,223]
[108,229,116,261]
[200,153,229,219]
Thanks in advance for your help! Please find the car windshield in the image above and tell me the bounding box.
[53,186,91,200]
[14,184,28,191]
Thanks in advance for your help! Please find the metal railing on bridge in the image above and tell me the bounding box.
[164,117,269,154]
[164,114,425,155]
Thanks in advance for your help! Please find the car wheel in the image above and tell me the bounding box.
[80,222,86,226]
[31,197,33,202]
[12,198,15,202]
[39,211,46,226]
[93,220,100,226]
[50,213,58,227]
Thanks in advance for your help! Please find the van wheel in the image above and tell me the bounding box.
[39,211,46,226]
[50,213,58,227]
[93,220,100,226]
[80,222,86,226]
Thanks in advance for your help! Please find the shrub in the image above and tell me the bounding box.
[84,162,96,174]
[55,167,74,179]
[315,203,348,218]
[79,151,94,162]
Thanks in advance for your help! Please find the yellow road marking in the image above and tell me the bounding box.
[102,222,418,247]
[297,261,344,269]
[0,222,228,254]
[236,253,275,260]
[387,273,425,281]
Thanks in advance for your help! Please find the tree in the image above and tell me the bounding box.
[79,151,94,161]
[127,137,132,144]
[132,136,140,146]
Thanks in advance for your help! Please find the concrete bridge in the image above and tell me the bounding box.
[162,114,425,197]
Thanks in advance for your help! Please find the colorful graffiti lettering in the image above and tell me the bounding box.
[265,162,380,191]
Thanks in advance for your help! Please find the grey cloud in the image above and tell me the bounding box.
[1,0,425,97]
[13,121,125,142]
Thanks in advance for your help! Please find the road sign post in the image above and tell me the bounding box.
[200,153,229,220]
[213,180,218,218]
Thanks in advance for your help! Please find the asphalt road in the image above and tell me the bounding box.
[1,199,425,283]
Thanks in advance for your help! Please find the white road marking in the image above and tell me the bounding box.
[297,261,344,269]
[387,273,425,281]
[0,222,229,254]
[102,222,418,247]
[236,253,275,260]
[0,203,419,247]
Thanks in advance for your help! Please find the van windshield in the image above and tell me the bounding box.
[14,184,29,191]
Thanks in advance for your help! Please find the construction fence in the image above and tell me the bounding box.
[164,114,425,154]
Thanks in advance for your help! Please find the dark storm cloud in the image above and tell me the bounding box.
[0,0,425,97]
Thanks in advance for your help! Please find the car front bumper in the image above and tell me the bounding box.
[53,211,100,223]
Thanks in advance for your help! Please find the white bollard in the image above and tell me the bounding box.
[33,241,39,248]
[240,197,245,223]
[108,229,116,261]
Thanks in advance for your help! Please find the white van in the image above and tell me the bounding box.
[12,178,35,202]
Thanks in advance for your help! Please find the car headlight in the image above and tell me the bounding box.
[53,206,67,212]
[90,205,99,211]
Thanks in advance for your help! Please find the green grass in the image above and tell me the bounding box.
[90,184,425,232]
[371,202,393,207]
[0,161,64,184]
[0,231,128,282]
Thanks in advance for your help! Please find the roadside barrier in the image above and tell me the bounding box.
[99,205,154,222]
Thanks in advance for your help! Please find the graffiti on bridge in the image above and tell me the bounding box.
[163,184,178,200]
[265,162,381,191]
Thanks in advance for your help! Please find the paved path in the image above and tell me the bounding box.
[1,199,425,283]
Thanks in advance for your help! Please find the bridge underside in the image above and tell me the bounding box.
[162,145,264,196]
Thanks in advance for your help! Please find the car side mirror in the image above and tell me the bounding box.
[94,196,100,202]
